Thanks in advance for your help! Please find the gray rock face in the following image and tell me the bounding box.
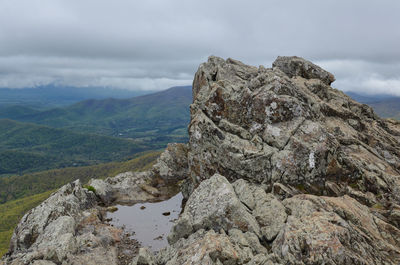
[158,56,400,265]
[272,56,335,85]
[157,175,400,265]
[188,55,400,207]
[168,174,260,244]
[8,180,96,255]
[1,180,127,265]
[151,143,189,183]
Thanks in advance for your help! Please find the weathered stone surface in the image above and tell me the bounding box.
[89,178,114,204]
[168,174,260,244]
[160,230,253,265]
[272,194,400,264]
[8,180,96,255]
[130,248,155,265]
[1,181,136,265]
[272,56,335,85]
[188,55,400,208]
[151,143,189,183]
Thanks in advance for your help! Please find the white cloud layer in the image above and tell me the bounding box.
[0,0,399,94]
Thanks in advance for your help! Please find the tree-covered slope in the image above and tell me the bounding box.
[0,119,155,175]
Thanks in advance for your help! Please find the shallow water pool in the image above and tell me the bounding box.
[107,192,183,251]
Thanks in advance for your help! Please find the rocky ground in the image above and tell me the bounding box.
[2,56,400,265]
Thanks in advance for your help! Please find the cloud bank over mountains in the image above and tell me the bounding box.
[0,0,399,95]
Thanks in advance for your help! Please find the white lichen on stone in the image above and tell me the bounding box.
[250,122,262,133]
[192,129,202,140]
[309,152,315,169]
[266,124,281,137]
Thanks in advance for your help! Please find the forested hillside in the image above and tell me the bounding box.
[0,119,154,175]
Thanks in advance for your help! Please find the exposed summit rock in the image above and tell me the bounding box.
[272,56,335,85]
[188,55,400,204]
[2,56,400,265]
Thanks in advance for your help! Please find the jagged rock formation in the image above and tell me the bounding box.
[188,56,400,203]
[2,56,400,265]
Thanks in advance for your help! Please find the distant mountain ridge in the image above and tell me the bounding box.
[345,91,400,119]
[0,86,192,142]
[0,85,154,107]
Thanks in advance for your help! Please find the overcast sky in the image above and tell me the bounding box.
[0,0,399,95]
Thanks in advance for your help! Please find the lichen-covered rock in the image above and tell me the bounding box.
[8,180,96,255]
[1,181,134,265]
[188,55,400,210]
[130,248,155,265]
[151,143,189,183]
[159,230,254,265]
[272,56,335,85]
[168,174,260,244]
[272,194,400,264]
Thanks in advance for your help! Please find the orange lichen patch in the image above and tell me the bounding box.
[108,226,122,243]
[326,158,343,177]
[76,209,102,230]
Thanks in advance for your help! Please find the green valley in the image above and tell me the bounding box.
[0,119,155,175]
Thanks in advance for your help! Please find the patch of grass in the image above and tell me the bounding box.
[296,183,306,192]
[84,185,96,193]
[371,203,385,210]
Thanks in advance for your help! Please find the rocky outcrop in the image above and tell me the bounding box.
[1,180,131,265]
[162,56,400,264]
[1,144,189,265]
[188,56,400,206]
[2,56,400,265]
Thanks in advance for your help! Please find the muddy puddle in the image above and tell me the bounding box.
[107,192,183,251]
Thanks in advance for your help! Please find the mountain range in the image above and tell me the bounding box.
[0,86,192,141]
[0,85,154,107]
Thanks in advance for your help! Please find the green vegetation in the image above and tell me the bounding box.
[84,185,96,193]
[0,119,161,175]
[0,86,191,143]
[0,190,54,257]
[0,150,161,203]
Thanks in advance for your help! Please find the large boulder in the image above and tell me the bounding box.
[168,174,260,244]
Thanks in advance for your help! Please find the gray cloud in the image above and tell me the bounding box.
[0,0,399,94]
